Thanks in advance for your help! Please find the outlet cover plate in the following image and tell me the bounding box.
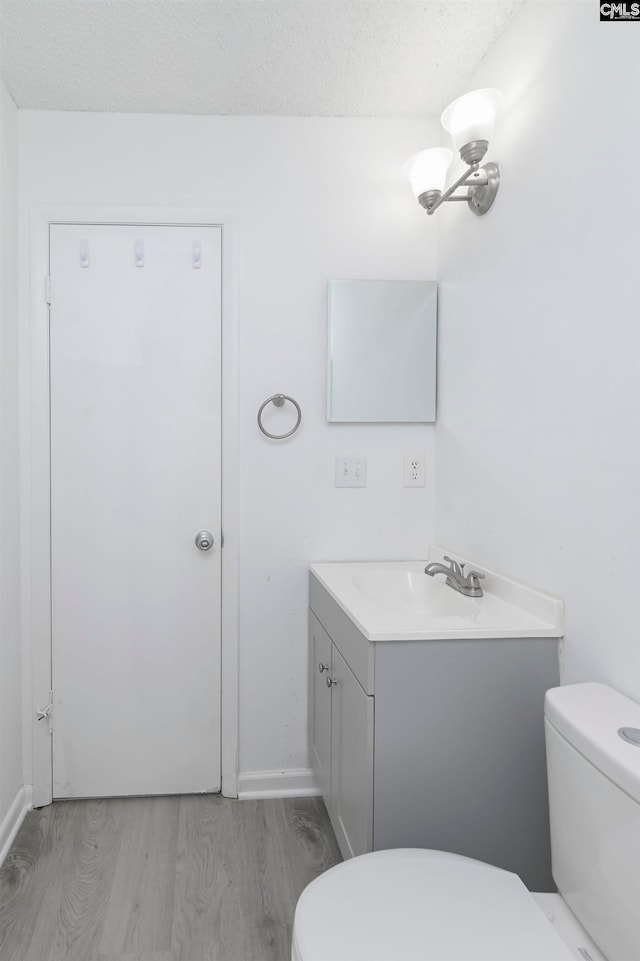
[403,453,426,487]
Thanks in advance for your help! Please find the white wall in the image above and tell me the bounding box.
[18,112,439,786]
[0,78,22,828]
[436,2,640,701]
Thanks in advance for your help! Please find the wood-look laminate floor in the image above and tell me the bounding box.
[0,795,342,961]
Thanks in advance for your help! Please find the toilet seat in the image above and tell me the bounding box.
[292,849,575,961]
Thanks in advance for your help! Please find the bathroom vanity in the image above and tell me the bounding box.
[308,553,564,892]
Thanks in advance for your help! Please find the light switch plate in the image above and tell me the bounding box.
[335,457,367,488]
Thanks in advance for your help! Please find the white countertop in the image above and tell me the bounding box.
[310,550,564,641]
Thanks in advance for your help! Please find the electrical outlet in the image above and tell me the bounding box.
[403,453,426,487]
[335,457,367,488]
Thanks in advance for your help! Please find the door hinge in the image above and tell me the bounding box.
[45,276,52,306]
[36,690,54,734]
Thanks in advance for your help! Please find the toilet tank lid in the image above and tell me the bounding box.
[545,683,640,804]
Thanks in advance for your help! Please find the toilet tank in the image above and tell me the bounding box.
[545,683,640,961]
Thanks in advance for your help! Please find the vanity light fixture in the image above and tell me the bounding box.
[403,88,502,217]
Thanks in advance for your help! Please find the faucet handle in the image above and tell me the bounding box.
[465,570,485,586]
[443,555,464,576]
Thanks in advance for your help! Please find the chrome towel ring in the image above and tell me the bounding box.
[257,393,302,439]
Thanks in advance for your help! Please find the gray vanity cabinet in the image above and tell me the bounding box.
[308,571,561,892]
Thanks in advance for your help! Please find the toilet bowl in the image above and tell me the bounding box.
[292,683,640,961]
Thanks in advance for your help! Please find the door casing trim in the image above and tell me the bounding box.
[24,205,239,805]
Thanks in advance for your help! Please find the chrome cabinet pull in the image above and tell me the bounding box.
[318,662,330,674]
[326,675,337,688]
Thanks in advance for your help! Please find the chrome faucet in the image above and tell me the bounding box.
[424,555,485,597]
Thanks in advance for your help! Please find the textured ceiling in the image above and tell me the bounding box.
[0,1,522,116]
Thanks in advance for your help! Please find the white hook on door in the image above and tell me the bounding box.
[135,238,145,268]
[192,240,202,269]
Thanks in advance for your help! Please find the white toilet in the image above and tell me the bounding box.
[292,682,640,961]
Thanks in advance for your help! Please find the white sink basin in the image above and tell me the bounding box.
[310,553,564,641]
[352,569,475,618]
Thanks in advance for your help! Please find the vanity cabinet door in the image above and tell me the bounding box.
[330,645,374,859]
[308,612,332,806]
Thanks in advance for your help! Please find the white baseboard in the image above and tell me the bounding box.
[237,767,320,800]
[0,785,33,868]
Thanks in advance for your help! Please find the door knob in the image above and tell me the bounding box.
[195,530,214,551]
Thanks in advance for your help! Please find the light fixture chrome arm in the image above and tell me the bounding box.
[422,159,499,218]
[425,161,480,214]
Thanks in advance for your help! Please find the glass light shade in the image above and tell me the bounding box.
[441,88,502,153]
[402,147,453,199]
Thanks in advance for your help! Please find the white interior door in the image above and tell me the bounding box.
[49,223,222,799]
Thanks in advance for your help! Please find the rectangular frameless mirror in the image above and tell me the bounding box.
[327,279,437,422]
